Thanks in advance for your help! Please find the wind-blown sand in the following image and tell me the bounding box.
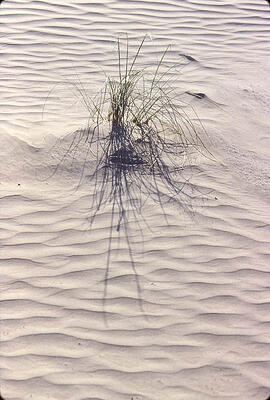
[1,1,270,399]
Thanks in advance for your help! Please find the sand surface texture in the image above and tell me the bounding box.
[1,1,270,399]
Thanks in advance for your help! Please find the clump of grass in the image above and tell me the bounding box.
[91,36,205,169]
[45,36,209,320]
[82,36,207,223]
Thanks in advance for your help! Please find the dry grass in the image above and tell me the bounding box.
[45,36,210,320]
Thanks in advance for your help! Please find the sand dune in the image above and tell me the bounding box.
[1,0,270,399]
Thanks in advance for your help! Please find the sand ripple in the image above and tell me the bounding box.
[1,0,270,399]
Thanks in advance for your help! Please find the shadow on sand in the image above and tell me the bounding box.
[42,122,207,324]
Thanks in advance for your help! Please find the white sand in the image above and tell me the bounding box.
[1,0,270,399]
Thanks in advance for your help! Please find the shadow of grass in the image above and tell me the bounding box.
[44,121,205,324]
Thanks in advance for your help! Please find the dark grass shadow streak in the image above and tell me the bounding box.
[75,118,204,324]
